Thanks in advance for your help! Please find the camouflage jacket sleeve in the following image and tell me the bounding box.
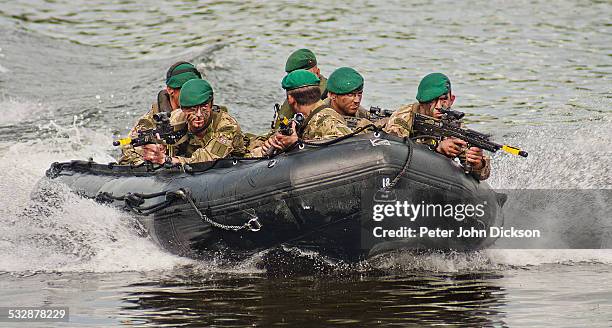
[382,103,417,138]
[455,121,491,181]
[243,129,275,158]
[174,112,245,165]
[302,107,353,140]
[471,155,491,181]
[117,106,158,165]
[458,152,491,181]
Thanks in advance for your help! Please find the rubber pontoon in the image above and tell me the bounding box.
[38,132,505,261]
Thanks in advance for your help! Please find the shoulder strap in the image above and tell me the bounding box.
[299,103,330,136]
[211,107,224,131]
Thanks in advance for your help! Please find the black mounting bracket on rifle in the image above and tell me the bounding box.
[113,111,186,148]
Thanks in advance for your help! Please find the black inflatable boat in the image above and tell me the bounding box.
[38,132,505,261]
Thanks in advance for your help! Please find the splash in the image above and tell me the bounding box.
[0,116,191,273]
[488,116,611,189]
[481,115,612,267]
[486,249,612,267]
[0,47,7,73]
[368,250,496,273]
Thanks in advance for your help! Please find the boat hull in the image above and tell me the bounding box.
[38,133,504,261]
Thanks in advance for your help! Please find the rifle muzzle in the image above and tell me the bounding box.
[113,138,132,147]
[502,145,528,157]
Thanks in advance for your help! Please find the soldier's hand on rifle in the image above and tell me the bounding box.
[274,121,298,148]
[465,147,485,170]
[142,144,167,165]
[262,136,283,154]
[262,121,298,154]
[436,137,467,158]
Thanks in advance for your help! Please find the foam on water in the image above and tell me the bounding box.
[0,98,50,126]
[488,118,611,189]
[0,112,191,273]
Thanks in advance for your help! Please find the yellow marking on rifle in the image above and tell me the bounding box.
[502,145,521,156]
[115,138,132,146]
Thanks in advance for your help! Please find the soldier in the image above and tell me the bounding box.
[384,73,490,180]
[272,48,328,129]
[325,67,373,130]
[118,61,201,165]
[253,70,352,156]
[142,79,245,164]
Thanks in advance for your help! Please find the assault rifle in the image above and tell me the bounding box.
[278,113,305,136]
[438,107,465,121]
[265,113,305,156]
[271,103,281,129]
[369,106,466,121]
[113,112,185,147]
[369,106,395,119]
[412,113,528,158]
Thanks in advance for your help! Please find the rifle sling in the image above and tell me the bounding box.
[298,103,330,137]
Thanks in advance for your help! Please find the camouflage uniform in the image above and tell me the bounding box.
[247,100,352,157]
[300,100,353,140]
[320,98,374,131]
[118,90,173,165]
[273,76,328,129]
[168,106,246,164]
[384,102,491,181]
[383,102,422,138]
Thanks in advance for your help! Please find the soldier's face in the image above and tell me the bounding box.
[431,92,455,118]
[182,101,213,131]
[332,91,362,116]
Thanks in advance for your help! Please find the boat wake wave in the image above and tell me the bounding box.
[0,117,191,274]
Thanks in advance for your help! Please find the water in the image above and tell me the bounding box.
[0,0,611,326]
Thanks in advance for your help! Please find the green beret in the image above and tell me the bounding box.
[165,62,202,89]
[416,73,451,103]
[327,67,364,95]
[285,49,318,73]
[179,79,213,107]
[281,69,321,90]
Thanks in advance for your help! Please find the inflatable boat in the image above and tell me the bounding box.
[38,132,505,261]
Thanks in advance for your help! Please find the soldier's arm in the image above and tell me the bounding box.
[382,105,415,138]
[117,146,145,165]
[458,121,491,181]
[304,112,352,140]
[470,155,491,181]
